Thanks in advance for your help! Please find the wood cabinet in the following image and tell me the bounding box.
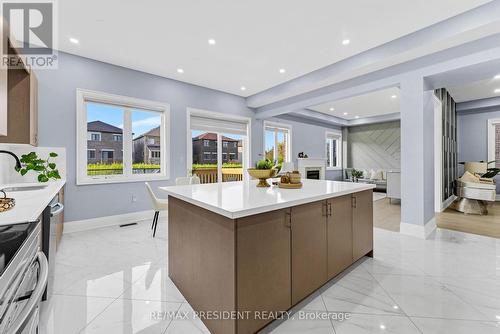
[0,31,38,145]
[327,195,353,279]
[352,190,374,261]
[291,200,328,305]
[236,209,291,334]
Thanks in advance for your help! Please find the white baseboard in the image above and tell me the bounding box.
[400,217,436,239]
[64,210,166,234]
[440,195,457,212]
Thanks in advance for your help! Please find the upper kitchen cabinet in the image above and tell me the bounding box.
[0,19,38,145]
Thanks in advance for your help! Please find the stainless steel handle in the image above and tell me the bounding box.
[284,211,291,229]
[50,203,64,217]
[328,202,332,216]
[7,252,48,334]
[352,196,357,208]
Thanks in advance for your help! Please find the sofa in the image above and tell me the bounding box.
[344,168,392,192]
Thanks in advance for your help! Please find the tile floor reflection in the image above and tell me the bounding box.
[40,219,500,333]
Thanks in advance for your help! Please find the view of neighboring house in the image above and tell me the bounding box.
[87,120,123,164]
[133,126,161,164]
[192,133,240,164]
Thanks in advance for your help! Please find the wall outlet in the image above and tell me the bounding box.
[131,194,137,203]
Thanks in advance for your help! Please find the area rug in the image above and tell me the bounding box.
[373,192,387,202]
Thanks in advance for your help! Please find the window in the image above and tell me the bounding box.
[147,138,155,145]
[88,132,101,141]
[326,131,342,169]
[229,153,236,160]
[203,152,211,160]
[488,118,500,169]
[77,89,170,184]
[203,140,210,147]
[264,122,291,164]
[223,141,228,148]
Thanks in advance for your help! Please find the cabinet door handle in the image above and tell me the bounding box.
[352,196,357,208]
[328,202,332,216]
[322,202,327,217]
[285,211,291,229]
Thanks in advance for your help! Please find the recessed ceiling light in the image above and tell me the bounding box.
[343,112,348,115]
[495,88,500,93]
[355,116,360,119]
[177,68,184,74]
[496,315,500,320]
[379,324,386,330]
[69,37,79,44]
[393,305,399,309]
[342,39,350,45]
[208,38,216,45]
[240,86,247,91]
[494,75,500,80]
[391,95,397,99]
[329,107,335,111]
[279,68,286,74]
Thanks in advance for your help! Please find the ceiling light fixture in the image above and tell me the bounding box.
[208,38,216,45]
[279,68,286,74]
[342,39,350,45]
[329,107,335,111]
[494,75,500,80]
[391,95,397,99]
[69,37,79,44]
[177,68,184,74]
[355,116,360,119]
[240,86,247,91]
[495,88,500,93]
[379,324,386,330]
[343,112,348,115]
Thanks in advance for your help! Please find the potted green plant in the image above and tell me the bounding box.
[247,159,277,187]
[351,169,364,182]
[15,152,61,182]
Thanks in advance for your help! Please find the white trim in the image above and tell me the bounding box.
[487,118,500,163]
[325,130,342,170]
[186,107,251,179]
[76,88,170,185]
[263,120,292,163]
[400,217,437,239]
[64,209,167,234]
[441,195,457,212]
[434,95,443,213]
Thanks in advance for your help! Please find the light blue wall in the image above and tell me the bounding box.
[35,52,340,222]
[458,109,500,194]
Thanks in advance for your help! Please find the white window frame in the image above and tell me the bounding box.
[88,132,101,141]
[186,107,251,181]
[112,134,122,141]
[325,130,342,170]
[76,89,170,185]
[488,118,500,164]
[87,149,96,160]
[263,121,292,163]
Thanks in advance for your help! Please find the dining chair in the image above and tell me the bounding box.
[145,182,168,237]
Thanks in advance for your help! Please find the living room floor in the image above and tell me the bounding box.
[373,196,500,239]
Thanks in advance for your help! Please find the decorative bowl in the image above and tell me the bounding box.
[247,168,277,187]
[0,190,15,212]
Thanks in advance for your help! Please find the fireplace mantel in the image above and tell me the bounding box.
[297,158,326,180]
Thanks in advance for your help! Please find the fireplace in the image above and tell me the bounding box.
[297,158,326,180]
[306,169,320,179]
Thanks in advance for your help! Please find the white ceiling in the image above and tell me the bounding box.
[307,87,400,120]
[59,0,491,97]
[448,76,500,102]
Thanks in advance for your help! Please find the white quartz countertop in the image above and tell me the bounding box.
[0,180,66,226]
[160,179,375,219]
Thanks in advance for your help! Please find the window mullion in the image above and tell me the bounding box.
[123,108,132,177]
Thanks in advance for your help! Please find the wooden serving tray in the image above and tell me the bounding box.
[278,182,303,189]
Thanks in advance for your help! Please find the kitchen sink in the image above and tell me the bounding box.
[2,185,48,192]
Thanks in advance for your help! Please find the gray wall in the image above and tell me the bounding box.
[35,52,341,222]
[346,121,400,170]
[458,109,500,194]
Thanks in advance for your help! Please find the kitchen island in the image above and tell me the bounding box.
[160,179,375,334]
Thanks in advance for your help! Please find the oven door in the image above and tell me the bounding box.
[3,252,48,334]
